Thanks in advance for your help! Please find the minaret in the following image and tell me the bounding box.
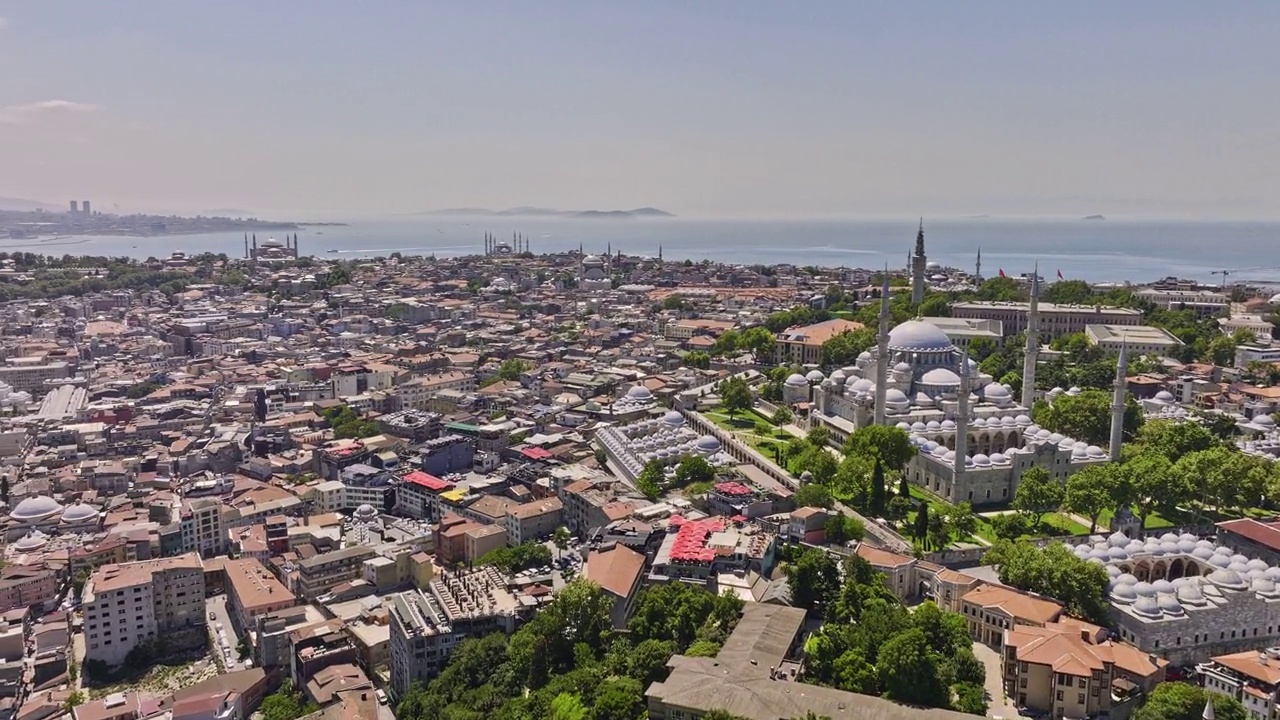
[955,350,971,477]
[975,247,982,283]
[1021,263,1041,409]
[1109,341,1129,462]
[873,268,891,425]
[911,218,927,304]
[658,245,663,262]
[244,233,249,259]
[293,232,299,258]
[251,233,257,260]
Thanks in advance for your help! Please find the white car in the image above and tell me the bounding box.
[375,689,388,705]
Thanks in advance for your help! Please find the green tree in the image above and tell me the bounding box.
[1034,388,1143,446]
[806,424,831,450]
[845,425,916,470]
[824,512,864,545]
[591,677,645,720]
[795,482,834,509]
[1137,419,1218,460]
[820,327,876,366]
[897,471,911,500]
[1134,682,1247,720]
[549,692,589,720]
[792,444,839,485]
[876,628,949,707]
[636,460,664,500]
[719,376,753,418]
[771,406,794,426]
[945,501,978,540]
[1065,464,1119,533]
[740,326,777,363]
[870,459,887,515]
[553,526,572,560]
[832,648,878,694]
[0,476,7,504]
[785,547,840,613]
[261,681,317,720]
[952,682,988,716]
[683,351,712,369]
[984,541,1110,624]
[1119,451,1179,528]
[674,455,715,487]
[913,502,930,543]
[1011,467,1064,529]
[990,512,1028,540]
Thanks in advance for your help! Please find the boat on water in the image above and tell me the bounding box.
[327,249,340,253]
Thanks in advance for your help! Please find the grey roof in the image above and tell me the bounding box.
[646,604,975,720]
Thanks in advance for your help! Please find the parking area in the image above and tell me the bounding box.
[205,594,249,672]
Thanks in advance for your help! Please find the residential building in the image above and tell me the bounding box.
[775,319,865,365]
[82,553,205,666]
[583,543,646,628]
[1199,648,1280,720]
[224,558,298,634]
[504,497,563,545]
[296,546,376,600]
[960,584,1064,648]
[0,566,57,613]
[395,471,453,520]
[181,497,227,557]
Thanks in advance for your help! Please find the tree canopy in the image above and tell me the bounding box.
[984,540,1110,624]
[1033,389,1143,446]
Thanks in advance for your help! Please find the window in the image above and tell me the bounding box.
[1020,679,1028,688]
[1057,691,1064,702]
[1078,693,1085,704]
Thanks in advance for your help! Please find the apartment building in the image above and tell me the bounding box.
[224,558,298,634]
[393,372,476,412]
[1085,324,1183,356]
[950,301,1143,339]
[505,498,563,546]
[434,514,507,566]
[388,567,520,699]
[296,546,376,600]
[1003,619,1165,718]
[82,553,205,666]
[775,319,865,365]
[0,566,57,613]
[395,471,453,520]
[180,497,227,558]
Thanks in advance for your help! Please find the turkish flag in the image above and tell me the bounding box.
[998,269,1006,278]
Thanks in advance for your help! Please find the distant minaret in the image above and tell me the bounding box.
[975,247,982,283]
[874,268,891,425]
[911,218,927,304]
[252,233,258,261]
[244,233,249,259]
[293,232,299,257]
[1021,263,1040,409]
[1109,341,1130,462]
[955,350,971,477]
[658,245,663,262]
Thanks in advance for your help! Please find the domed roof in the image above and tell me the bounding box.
[805,369,826,383]
[1111,583,1137,602]
[626,384,654,400]
[1157,595,1184,614]
[985,383,1012,399]
[1153,390,1175,404]
[1116,573,1139,585]
[893,362,912,373]
[1257,415,1277,428]
[1107,530,1130,548]
[972,453,991,467]
[1215,546,1234,556]
[887,320,954,352]
[1248,558,1271,571]
[1177,583,1207,604]
[920,368,962,386]
[1266,567,1280,582]
[1132,596,1161,617]
[355,504,377,519]
[582,254,603,264]
[1208,568,1247,589]
[13,530,48,552]
[885,388,910,406]
[1177,539,1197,553]
[1015,414,1033,426]
[1109,546,1129,561]
[785,373,808,388]
[990,452,1009,464]
[829,370,847,385]
[60,503,99,524]
[262,237,283,247]
[1132,581,1155,597]
[695,435,722,454]
[1153,579,1176,593]
[10,495,64,522]
[661,410,685,427]
[856,351,873,362]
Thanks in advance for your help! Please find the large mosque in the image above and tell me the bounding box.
[799,269,1126,507]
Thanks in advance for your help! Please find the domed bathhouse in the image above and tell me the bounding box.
[593,410,735,484]
[804,270,1127,507]
[1074,530,1280,666]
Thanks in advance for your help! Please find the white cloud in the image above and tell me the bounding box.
[0,100,104,124]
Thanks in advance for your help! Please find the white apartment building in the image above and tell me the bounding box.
[950,301,1143,339]
[393,372,476,412]
[180,497,227,557]
[1085,324,1183,356]
[82,553,205,666]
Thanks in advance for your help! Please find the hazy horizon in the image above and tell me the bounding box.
[2,2,1278,219]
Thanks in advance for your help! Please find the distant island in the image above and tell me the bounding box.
[1083,214,1106,220]
[0,206,345,241]
[424,206,675,219]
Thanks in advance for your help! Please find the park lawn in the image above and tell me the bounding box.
[973,512,1093,543]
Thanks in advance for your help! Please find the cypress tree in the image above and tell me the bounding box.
[914,502,930,544]
[871,458,886,515]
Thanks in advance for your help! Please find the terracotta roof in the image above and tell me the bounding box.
[962,584,1063,625]
[584,544,646,599]
[1212,650,1280,686]
[1218,518,1280,551]
[855,543,916,568]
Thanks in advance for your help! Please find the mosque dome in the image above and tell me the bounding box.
[885,389,910,407]
[695,435,722,454]
[848,378,874,394]
[1107,531,1130,548]
[1116,573,1139,585]
[1208,569,1248,590]
[354,504,378,521]
[661,410,685,428]
[805,370,826,384]
[626,385,654,400]
[1086,445,1106,458]
[1132,581,1155,597]
[1132,596,1161,618]
[1266,567,1280,582]
[10,496,64,523]
[1216,546,1234,556]
[893,362,912,374]
[1152,579,1176,594]
[1248,558,1271,571]
[1111,583,1137,602]
[972,454,991,467]
[829,370,847,386]
[926,420,942,431]
[1209,553,1232,567]
[582,254,604,265]
[887,321,954,352]
[1015,414,1033,426]
[785,373,808,388]
[1177,583,1207,604]
[1177,539,1197,554]
[262,237,283,248]
[1157,595,1184,615]
[13,530,48,552]
[60,503,100,524]
[1257,415,1277,428]
[856,351,873,363]
[910,421,927,432]
[990,452,1009,465]
[985,384,1012,402]
[1153,391,1175,404]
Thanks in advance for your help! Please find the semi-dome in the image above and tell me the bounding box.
[582,254,603,265]
[695,435,722,454]
[887,320,954,352]
[920,368,962,386]
[661,410,685,427]
[60,503,100,524]
[10,495,64,523]
[785,373,808,388]
[885,388,910,406]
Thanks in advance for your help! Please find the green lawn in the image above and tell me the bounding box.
[973,512,1093,543]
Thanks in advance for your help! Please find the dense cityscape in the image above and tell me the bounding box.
[0,216,1275,720]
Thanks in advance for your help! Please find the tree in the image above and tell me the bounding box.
[0,476,7,504]
[1137,419,1218,461]
[785,547,840,613]
[825,513,864,545]
[1034,388,1143,446]
[990,512,1028,540]
[984,541,1110,624]
[64,691,86,711]
[674,455,715,487]
[591,677,645,720]
[945,501,978,540]
[636,460,664,500]
[792,444,838,485]
[261,681,317,720]
[1065,465,1119,533]
[806,424,831,450]
[845,425,916,470]
[952,682,988,715]
[549,692,588,720]
[719,376,753,418]
[1011,467,1064,529]
[897,471,911,500]
[870,459,887,515]
[628,639,678,685]
[820,328,876,366]
[771,406,794,426]
[832,648,878,694]
[627,582,744,651]
[876,629,949,707]
[1134,682,1247,720]
[795,482,834,509]
[1119,452,1178,528]
[683,351,712,369]
[553,526,571,559]
[913,503,930,543]
[740,326,777,363]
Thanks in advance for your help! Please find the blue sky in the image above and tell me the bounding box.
[1,2,1278,217]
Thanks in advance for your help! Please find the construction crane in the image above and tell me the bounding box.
[1211,266,1280,289]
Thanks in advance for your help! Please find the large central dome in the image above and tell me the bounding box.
[887,320,954,352]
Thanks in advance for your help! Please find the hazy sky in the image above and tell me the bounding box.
[2,2,1278,218]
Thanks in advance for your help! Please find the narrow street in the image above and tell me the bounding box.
[205,594,247,672]
[972,641,1020,718]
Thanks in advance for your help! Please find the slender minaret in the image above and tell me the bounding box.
[251,233,257,260]
[1021,263,1041,409]
[293,232,299,257]
[975,247,982,283]
[955,350,971,477]
[911,218,927,304]
[1109,341,1130,462]
[873,267,891,425]
[658,245,663,262]
[244,233,249,259]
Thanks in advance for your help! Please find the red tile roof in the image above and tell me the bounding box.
[403,471,451,491]
[1219,518,1280,551]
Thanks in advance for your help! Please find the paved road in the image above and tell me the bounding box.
[205,594,247,672]
[973,641,1020,719]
